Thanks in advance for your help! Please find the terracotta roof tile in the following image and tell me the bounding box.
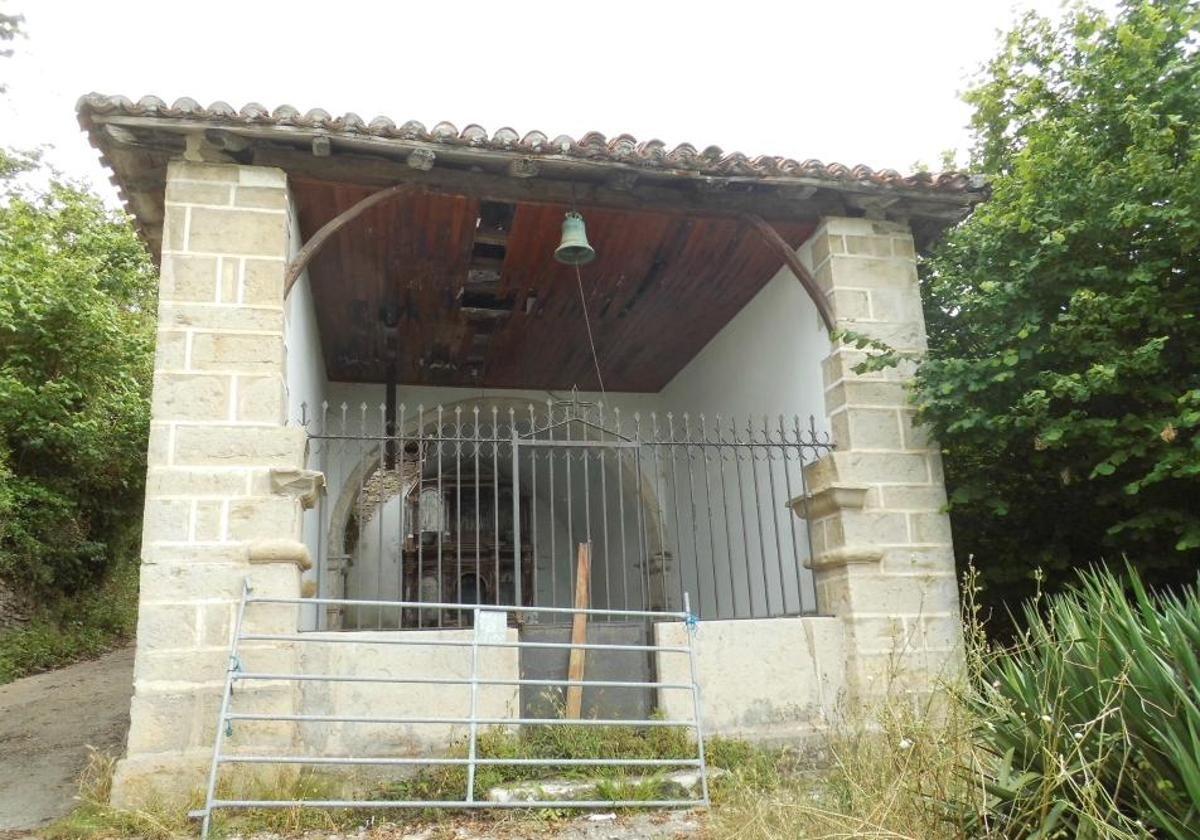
[76,93,986,195]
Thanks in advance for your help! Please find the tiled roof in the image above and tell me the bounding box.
[77,93,985,195]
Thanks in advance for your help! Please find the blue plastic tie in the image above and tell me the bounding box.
[224,719,233,738]
[684,612,699,635]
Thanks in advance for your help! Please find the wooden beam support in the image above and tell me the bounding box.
[565,543,591,720]
[743,213,836,333]
[508,158,540,179]
[203,128,251,153]
[407,149,435,171]
[283,182,420,297]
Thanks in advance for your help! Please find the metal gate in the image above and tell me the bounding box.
[303,397,833,628]
[192,583,708,837]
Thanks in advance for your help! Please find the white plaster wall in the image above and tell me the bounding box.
[655,616,844,739]
[660,263,829,422]
[283,207,329,629]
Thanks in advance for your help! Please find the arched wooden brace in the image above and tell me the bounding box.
[741,214,836,333]
[281,184,836,334]
[283,183,421,298]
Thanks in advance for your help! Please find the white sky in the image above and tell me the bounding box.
[2,0,1091,203]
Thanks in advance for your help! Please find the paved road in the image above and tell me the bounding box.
[0,647,134,831]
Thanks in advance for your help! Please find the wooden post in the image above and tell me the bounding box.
[565,542,591,719]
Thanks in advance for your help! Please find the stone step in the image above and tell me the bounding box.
[485,767,725,803]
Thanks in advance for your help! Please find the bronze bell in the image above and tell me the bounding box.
[554,211,596,265]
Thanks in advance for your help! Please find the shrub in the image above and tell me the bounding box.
[0,552,138,683]
[0,148,156,597]
[968,565,1200,837]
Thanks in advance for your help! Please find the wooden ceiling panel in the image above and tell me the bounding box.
[292,179,814,391]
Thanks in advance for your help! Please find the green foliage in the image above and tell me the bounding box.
[0,552,138,683]
[0,148,156,596]
[968,564,1200,838]
[910,0,1200,610]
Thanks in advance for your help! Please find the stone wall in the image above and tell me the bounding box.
[798,217,962,707]
[112,161,314,806]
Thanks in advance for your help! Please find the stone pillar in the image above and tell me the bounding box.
[112,161,315,805]
[797,217,961,708]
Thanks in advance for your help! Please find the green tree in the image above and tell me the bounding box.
[0,148,156,594]
[909,0,1200,612]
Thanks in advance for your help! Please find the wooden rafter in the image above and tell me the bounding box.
[742,213,836,333]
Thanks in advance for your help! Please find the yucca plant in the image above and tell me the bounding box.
[967,565,1200,838]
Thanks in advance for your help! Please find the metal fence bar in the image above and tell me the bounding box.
[240,633,691,653]
[416,405,426,629]
[232,673,694,689]
[598,404,612,618]
[247,594,689,620]
[510,409,522,612]
[210,799,699,810]
[375,408,385,629]
[198,582,249,840]
[528,405,538,616]
[666,414,688,614]
[492,407,500,608]
[225,713,699,727]
[221,756,702,768]
[466,607,480,803]
[684,591,711,807]
[437,406,445,629]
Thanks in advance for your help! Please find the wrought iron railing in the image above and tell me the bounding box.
[300,398,833,626]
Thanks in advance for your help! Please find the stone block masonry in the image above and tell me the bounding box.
[112,161,312,806]
[798,217,962,709]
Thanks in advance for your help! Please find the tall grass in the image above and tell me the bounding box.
[967,565,1200,838]
[711,564,1200,839]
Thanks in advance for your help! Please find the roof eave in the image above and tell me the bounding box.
[78,98,987,259]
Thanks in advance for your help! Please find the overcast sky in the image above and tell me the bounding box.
[2,0,1092,203]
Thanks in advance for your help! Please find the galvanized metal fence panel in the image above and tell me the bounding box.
[192,584,708,838]
[301,398,833,627]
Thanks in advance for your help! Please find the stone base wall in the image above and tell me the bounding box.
[655,617,844,740]
[295,627,519,756]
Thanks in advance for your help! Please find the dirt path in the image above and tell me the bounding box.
[0,647,134,831]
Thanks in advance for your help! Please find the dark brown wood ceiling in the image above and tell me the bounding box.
[292,179,815,392]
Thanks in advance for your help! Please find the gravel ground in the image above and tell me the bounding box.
[233,810,704,840]
[0,646,134,831]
